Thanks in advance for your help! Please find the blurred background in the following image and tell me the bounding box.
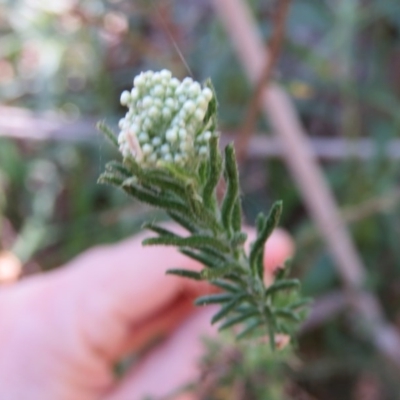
[1,0,400,398]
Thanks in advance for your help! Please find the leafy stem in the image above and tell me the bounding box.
[98,71,310,349]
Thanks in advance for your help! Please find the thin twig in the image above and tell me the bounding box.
[5,108,400,160]
[236,0,291,163]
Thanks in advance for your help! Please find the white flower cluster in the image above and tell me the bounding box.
[118,69,215,167]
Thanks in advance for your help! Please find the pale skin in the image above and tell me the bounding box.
[0,225,294,400]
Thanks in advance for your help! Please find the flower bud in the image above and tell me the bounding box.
[118,69,218,168]
[120,90,131,106]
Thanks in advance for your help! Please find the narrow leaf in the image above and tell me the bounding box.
[203,79,218,131]
[97,121,118,148]
[201,264,234,280]
[198,160,208,185]
[211,279,240,293]
[184,183,222,233]
[123,160,188,200]
[166,269,203,280]
[218,309,259,331]
[289,298,313,310]
[250,201,283,278]
[231,199,243,233]
[255,252,264,282]
[163,163,197,183]
[168,212,199,234]
[237,319,263,340]
[105,161,131,177]
[122,183,188,214]
[265,279,300,297]
[144,172,187,199]
[203,136,222,209]
[142,223,178,237]
[231,231,247,247]
[265,306,277,351]
[221,144,240,236]
[195,293,233,306]
[143,235,230,253]
[211,294,247,324]
[275,308,301,322]
[123,157,144,177]
[256,213,267,234]
[180,249,222,269]
[98,172,124,187]
[274,258,292,281]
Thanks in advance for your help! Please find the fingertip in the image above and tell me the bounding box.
[263,227,295,275]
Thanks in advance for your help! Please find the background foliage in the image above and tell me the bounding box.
[2,0,400,398]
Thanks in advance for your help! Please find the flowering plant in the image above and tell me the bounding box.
[98,70,310,349]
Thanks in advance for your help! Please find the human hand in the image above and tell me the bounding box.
[0,225,293,400]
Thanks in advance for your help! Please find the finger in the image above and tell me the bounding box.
[43,223,293,367]
[56,225,293,362]
[0,250,22,284]
[114,223,295,356]
[55,224,204,362]
[0,225,204,400]
[106,307,217,400]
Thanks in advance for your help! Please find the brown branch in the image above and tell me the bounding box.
[236,0,291,163]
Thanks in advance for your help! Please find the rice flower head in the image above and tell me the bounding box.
[118,69,216,168]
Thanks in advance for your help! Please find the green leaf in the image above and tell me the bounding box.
[289,298,313,310]
[97,120,118,148]
[256,213,267,233]
[168,212,200,234]
[198,160,208,185]
[142,223,178,237]
[123,159,188,201]
[265,279,300,297]
[236,319,263,340]
[203,79,218,131]
[218,308,259,331]
[231,231,247,248]
[98,172,124,187]
[105,161,131,177]
[166,269,203,280]
[210,279,240,293]
[201,264,234,280]
[250,201,283,278]
[163,163,198,183]
[211,294,247,324]
[180,249,224,269]
[221,144,240,236]
[255,252,264,282]
[203,136,222,210]
[122,181,189,215]
[274,258,292,281]
[143,235,230,254]
[123,157,145,177]
[231,199,242,233]
[143,171,187,199]
[275,308,301,322]
[195,293,234,306]
[184,182,221,234]
[265,306,277,351]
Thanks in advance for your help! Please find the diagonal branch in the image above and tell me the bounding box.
[236,0,291,163]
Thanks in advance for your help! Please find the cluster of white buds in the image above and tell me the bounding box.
[118,69,216,168]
